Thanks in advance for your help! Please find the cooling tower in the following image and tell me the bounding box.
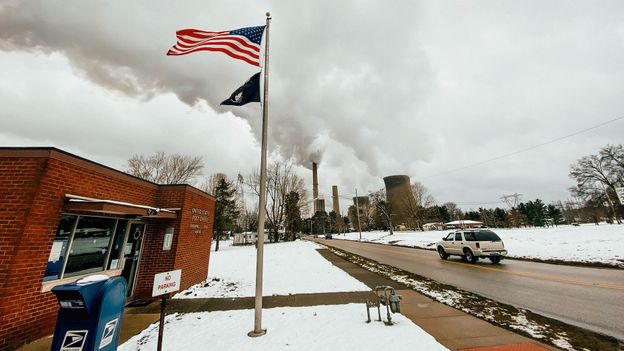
[352,196,369,207]
[383,175,413,227]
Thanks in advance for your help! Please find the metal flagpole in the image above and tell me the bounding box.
[249,11,271,337]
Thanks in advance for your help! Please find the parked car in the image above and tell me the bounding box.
[324,233,333,239]
[436,229,507,264]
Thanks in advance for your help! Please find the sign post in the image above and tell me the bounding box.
[152,269,181,351]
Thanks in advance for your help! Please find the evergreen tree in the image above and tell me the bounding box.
[342,215,350,232]
[436,205,452,223]
[284,191,301,241]
[493,208,507,227]
[547,204,563,226]
[213,177,240,251]
[328,211,340,233]
[464,211,480,221]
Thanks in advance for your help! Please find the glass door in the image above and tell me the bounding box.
[121,222,145,297]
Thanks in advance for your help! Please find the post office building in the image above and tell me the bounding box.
[0,147,215,350]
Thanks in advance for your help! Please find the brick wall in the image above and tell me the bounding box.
[0,149,215,350]
[0,157,49,351]
[133,186,215,298]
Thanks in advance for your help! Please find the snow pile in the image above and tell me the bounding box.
[175,240,370,298]
[333,224,624,266]
[118,304,448,351]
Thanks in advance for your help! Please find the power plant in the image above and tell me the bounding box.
[383,175,413,227]
[309,163,414,231]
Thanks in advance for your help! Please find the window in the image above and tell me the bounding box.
[474,230,502,241]
[43,215,77,281]
[455,233,462,241]
[463,230,501,241]
[64,217,116,277]
[107,220,128,269]
[445,233,454,241]
[464,232,477,241]
[43,215,134,282]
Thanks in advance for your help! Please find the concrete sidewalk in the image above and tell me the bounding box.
[20,247,556,351]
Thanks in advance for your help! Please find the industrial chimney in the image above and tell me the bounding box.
[332,185,340,214]
[312,162,319,213]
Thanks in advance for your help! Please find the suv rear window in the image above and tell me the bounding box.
[464,230,501,241]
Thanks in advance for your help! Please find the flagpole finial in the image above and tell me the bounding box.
[266,12,271,18]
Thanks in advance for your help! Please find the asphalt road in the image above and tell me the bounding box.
[311,237,624,341]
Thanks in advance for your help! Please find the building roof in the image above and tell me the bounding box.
[0,146,214,199]
[445,220,483,225]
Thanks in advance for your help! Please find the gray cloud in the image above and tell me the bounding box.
[0,0,434,176]
[1,0,624,211]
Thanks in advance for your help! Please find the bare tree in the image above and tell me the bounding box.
[570,145,624,223]
[127,151,203,184]
[600,144,624,187]
[201,173,227,196]
[569,145,623,223]
[369,189,393,234]
[247,159,308,242]
[403,182,436,230]
[443,202,462,220]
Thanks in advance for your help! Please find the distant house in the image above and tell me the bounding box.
[444,220,483,229]
[423,222,444,231]
[394,224,408,231]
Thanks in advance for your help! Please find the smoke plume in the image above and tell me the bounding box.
[0,1,434,176]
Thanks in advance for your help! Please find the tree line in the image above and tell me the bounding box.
[126,143,622,247]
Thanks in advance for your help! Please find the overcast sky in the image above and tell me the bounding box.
[1,1,623,212]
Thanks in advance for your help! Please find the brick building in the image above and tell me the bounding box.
[0,147,216,350]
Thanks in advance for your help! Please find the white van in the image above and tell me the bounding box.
[436,229,507,264]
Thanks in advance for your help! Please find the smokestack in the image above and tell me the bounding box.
[312,162,319,213]
[312,162,319,199]
[332,185,340,214]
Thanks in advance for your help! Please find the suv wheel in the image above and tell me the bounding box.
[437,246,448,260]
[464,248,477,264]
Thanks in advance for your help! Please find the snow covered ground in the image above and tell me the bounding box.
[174,240,369,298]
[332,223,624,267]
[118,304,448,351]
[121,240,448,351]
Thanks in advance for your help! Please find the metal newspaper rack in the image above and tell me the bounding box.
[365,286,402,325]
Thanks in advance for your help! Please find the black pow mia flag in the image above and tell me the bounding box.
[221,72,261,106]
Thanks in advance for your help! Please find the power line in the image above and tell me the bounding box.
[421,115,624,179]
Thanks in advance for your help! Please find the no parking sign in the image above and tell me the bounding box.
[152,269,181,297]
[152,269,181,351]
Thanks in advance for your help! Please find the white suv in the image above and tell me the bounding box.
[436,229,507,264]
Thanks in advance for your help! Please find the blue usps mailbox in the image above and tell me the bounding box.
[51,276,127,351]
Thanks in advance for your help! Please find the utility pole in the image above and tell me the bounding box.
[355,188,362,241]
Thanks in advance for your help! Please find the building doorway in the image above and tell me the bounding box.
[121,222,146,297]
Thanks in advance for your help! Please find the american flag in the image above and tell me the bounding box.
[167,26,265,67]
